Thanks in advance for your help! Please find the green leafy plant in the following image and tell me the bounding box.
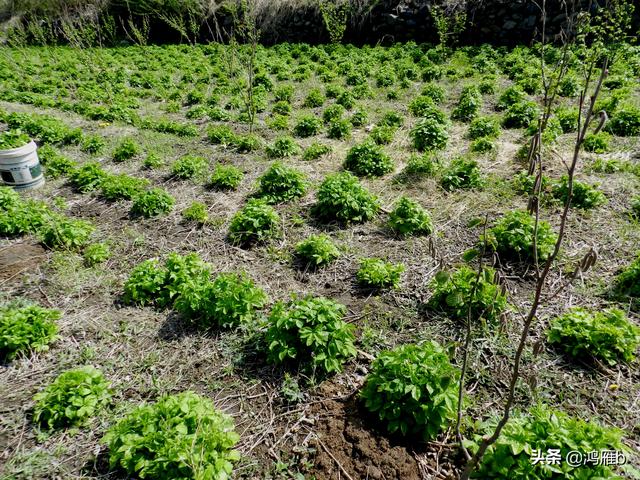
[470,404,628,479]
[265,296,356,374]
[171,155,208,179]
[388,196,433,236]
[81,135,105,155]
[411,118,449,151]
[452,85,482,122]
[555,107,579,133]
[369,125,396,145]
[228,199,280,245]
[327,118,352,139]
[103,391,240,480]
[614,253,640,299]
[303,88,325,108]
[356,258,404,289]
[468,117,501,139]
[470,137,496,154]
[302,142,331,161]
[256,162,306,204]
[295,234,340,267]
[83,242,110,266]
[551,175,606,209]
[39,145,76,179]
[113,137,140,162]
[69,162,107,193]
[420,83,445,103]
[266,136,301,158]
[0,304,60,361]
[547,307,640,365]
[583,132,611,153]
[360,341,458,439]
[344,141,393,177]
[182,201,208,224]
[350,109,368,126]
[409,96,446,122]
[143,152,163,169]
[123,259,168,306]
[322,104,345,124]
[175,272,267,329]
[403,153,442,177]
[39,216,94,250]
[496,85,525,111]
[606,106,640,136]
[207,124,237,145]
[233,134,262,153]
[100,174,149,201]
[313,172,380,224]
[0,130,30,149]
[502,100,539,128]
[130,188,175,218]
[440,158,483,191]
[428,265,507,324]
[294,115,322,137]
[484,210,558,262]
[33,366,112,430]
[210,164,243,190]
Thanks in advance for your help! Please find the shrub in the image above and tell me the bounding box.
[357,258,404,289]
[256,162,306,204]
[411,118,449,151]
[322,104,345,124]
[360,342,458,439]
[512,171,549,196]
[103,391,240,480]
[294,115,322,137]
[468,116,500,139]
[123,259,168,306]
[113,138,140,162]
[614,254,640,298]
[379,110,404,127]
[0,130,30,149]
[228,199,280,245]
[336,90,355,109]
[303,88,325,108]
[556,107,579,133]
[295,234,340,267]
[267,114,289,131]
[39,145,76,179]
[428,266,507,323]
[175,272,267,329]
[233,134,262,153]
[548,307,640,365]
[39,216,94,250]
[472,404,627,479]
[389,196,433,236]
[272,100,291,116]
[551,175,606,210]
[266,136,301,158]
[452,85,482,122]
[207,124,237,145]
[81,135,105,154]
[33,366,111,430]
[0,305,60,361]
[130,188,175,218]
[484,210,558,262]
[440,158,483,191]
[100,174,149,201]
[83,242,110,266]
[370,125,396,145]
[420,83,445,103]
[502,100,539,128]
[525,116,563,144]
[344,141,393,177]
[142,152,163,169]
[583,132,611,153]
[606,106,640,136]
[403,153,441,177]
[558,75,580,97]
[69,162,107,193]
[350,109,368,126]
[409,96,446,122]
[327,118,352,139]
[182,201,208,224]
[265,296,356,374]
[314,172,379,224]
[302,142,331,161]
[274,84,294,102]
[210,164,243,190]
[496,85,525,111]
[470,137,496,154]
[171,155,208,179]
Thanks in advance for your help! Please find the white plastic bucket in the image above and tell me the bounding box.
[0,140,44,190]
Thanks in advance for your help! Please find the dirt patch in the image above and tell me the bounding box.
[308,394,421,480]
[0,243,47,283]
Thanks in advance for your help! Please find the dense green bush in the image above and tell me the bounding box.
[470,137,496,154]
[295,234,340,267]
[0,305,60,361]
[83,242,110,266]
[210,164,243,190]
[39,145,76,179]
[302,142,332,161]
[228,199,280,245]
[344,141,394,177]
[452,85,482,122]
[378,110,404,127]
[0,130,30,149]
[420,83,446,103]
[130,188,175,218]
[39,216,94,250]
[327,118,352,139]
[113,138,140,162]
[33,366,112,430]
[303,88,325,108]
[408,96,446,122]
[496,85,526,111]
[294,115,322,137]
[103,391,240,480]
[606,106,640,136]
[357,258,404,289]
[389,196,433,236]
[69,162,107,193]
[313,172,380,224]
[471,404,627,479]
[182,201,208,224]
[360,342,458,439]
[256,162,306,204]
[402,153,442,177]
[440,158,483,191]
[233,134,262,153]
[484,210,558,262]
[266,136,301,158]
[468,117,501,139]
[614,254,640,298]
[369,125,396,145]
[551,175,606,210]
[100,174,149,201]
[322,104,346,124]
[548,307,640,365]
[175,272,267,329]
[428,266,507,323]
[350,109,369,127]
[207,124,237,145]
[123,259,169,306]
[583,132,611,153]
[410,118,449,152]
[555,107,579,133]
[502,101,539,128]
[81,135,105,155]
[143,152,163,169]
[265,296,356,374]
[171,155,208,179]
